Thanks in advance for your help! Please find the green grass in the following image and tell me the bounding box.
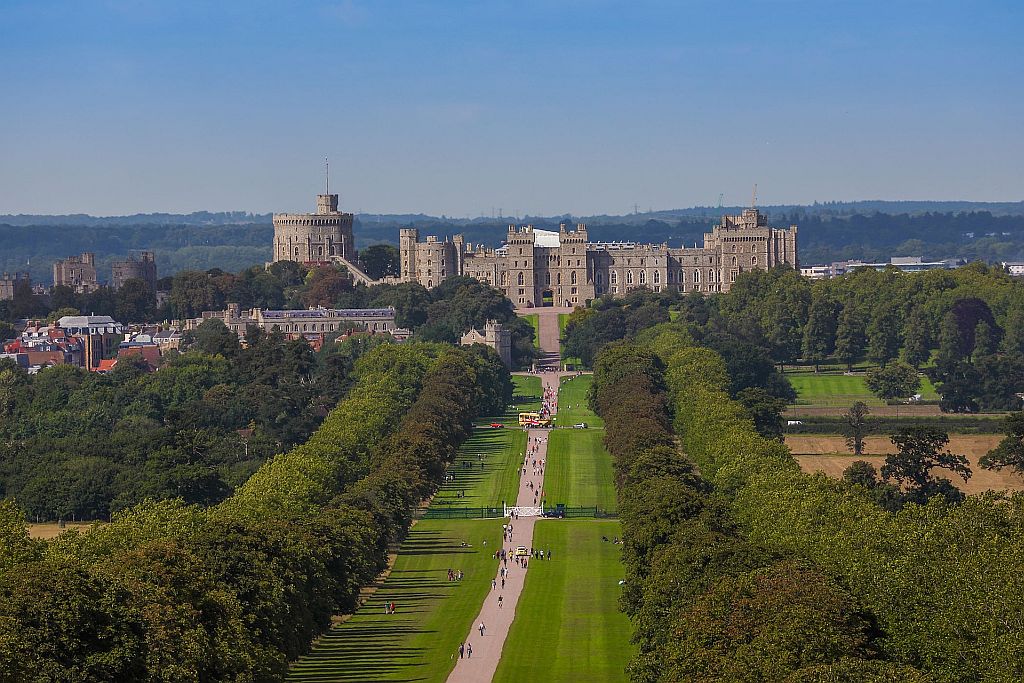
[433,428,526,509]
[788,371,939,406]
[545,430,618,512]
[523,314,540,349]
[554,374,603,428]
[511,374,543,416]
[288,519,503,683]
[493,520,633,683]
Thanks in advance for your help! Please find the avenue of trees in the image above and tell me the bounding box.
[592,325,1024,682]
[565,263,1024,412]
[0,342,510,680]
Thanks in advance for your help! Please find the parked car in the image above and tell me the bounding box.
[573,422,588,429]
[514,546,529,557]
[490,422,504,428]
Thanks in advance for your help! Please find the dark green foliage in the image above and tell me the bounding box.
[736,387,787,440]
[980,412,1024,474]
[357,243,400,279]
[865,361,920,401]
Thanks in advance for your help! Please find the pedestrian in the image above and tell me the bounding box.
[479,622,485,636]
[498,594,503,609]
[492,578,496,590]
[459,643,465,659]
[467,642,473,658]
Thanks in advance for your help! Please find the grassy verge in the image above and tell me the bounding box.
[545,430,617,512]
[288,519,503,683]
[493,520,633,682]
[554,374,603,428]
[523,314,540,349]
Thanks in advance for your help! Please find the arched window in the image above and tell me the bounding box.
[611,271,618,284]
[732,256,737,265]
[501,272,508,286]
[627,271,634,285]
[294,247,300,257]
[546,272,551,285]
[709,269,715,282]
[427,280,433,287]
[318,246,324,256]
[694,270,700,283]
[678,269,684,282]
[654,271,660,284]
[518,272,525,286]
[557,273,562,285]
[570,271,577,285]
[751,256,758,266]
[639,271,647,285]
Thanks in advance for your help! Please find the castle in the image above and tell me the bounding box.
[273,190,799,307]
[399,208,798,306]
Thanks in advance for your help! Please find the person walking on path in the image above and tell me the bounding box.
[467,643,473,658]
[459,643,465,659]
[478,622,486,637]
[498,595,503,609]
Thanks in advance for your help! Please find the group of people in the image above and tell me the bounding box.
[447,568,464,582]
[457,641,474,659]
[382,601,397,614]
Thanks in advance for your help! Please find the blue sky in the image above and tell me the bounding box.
[0,0,1021,216]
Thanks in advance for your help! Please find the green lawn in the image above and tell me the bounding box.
[493,520,633,683]
[433,428,526,509]
[288,519,503,683]
[545,429,618,512]
[511,374,542,417]
[554,374,603,428]
[788,371,939,406]
[523,314,540,349]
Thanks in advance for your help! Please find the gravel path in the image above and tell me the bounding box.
[447,372,559,682]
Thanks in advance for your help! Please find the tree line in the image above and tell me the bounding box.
[0,341,510,680]
[565,263,1024,412]
[592,324,1024,681]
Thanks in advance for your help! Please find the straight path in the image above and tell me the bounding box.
[447,372,559,682]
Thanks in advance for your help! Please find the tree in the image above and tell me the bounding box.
[979,412,1024,474]
[736,387,787,440]
[866,305,901,367]
[833,304,866,372]
[801,294,837,372]
[865,361,920,402]
[842,401,871,455]
[358,244,400,279]
[169,271,219,318]
[115,278,156,323]
[184,319,239,358]
[1000,304,1024,356]
[882,426,971,504]
[842,460,878,487]
[972,319,996,363]
[902,306,931,368]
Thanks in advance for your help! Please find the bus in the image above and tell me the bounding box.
[518,412,552,427]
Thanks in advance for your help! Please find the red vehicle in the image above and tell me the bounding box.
[490,422,504,429]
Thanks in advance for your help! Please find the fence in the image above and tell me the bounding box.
[421,505,617,520]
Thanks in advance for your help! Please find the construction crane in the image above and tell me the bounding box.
[751,183,758,209]
[717,193,724,210]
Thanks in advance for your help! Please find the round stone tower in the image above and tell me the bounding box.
[272,193,355,264]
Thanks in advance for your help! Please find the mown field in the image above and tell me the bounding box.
[493,519,633,682]
[288,519,503,683]
[787,370,940,407]
[553,374,603,428]
[545,430,617,512]
[523,314,540,349]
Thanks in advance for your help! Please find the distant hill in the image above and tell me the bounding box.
[3,200,1024,283]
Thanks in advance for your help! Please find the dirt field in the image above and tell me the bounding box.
[788,434,1024,495]
[785,405,948,417]
[26,522,96,539]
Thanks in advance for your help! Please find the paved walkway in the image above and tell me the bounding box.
[447,371,559,682]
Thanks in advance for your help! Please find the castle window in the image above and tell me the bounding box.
[627,271,634,285]
[428,280,433,287]
[546,272,551,285]
[678,269,684,282]
[596,272,603,285]
[570,271,577,285]
[732,256,737,265]
[694,270,700,282]
[709,269,715,282]
[640,271,647,285]
[518,272,525,286]
[318,247,323,256]
[294,247,300,257]
[501,272,508,286]
[557,273,562,285]
[610,271,617,285]
[751,256,757,266]
[654,271,660,284]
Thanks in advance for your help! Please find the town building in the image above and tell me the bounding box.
[57,315,126,371]
[399,208,798,306]
[802,256,963,279]
[459,320,512,366]
[111,251,158,291]
[53,253,98,293]
[0,272,30,301]
[1002,262,1024,277]
[184,304,398,337]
